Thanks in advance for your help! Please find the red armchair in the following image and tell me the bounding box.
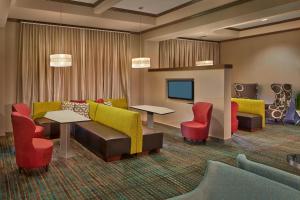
[181,102,213,143]
[11,112,53,173]
[231,101,239,134]
[12,103,45,138]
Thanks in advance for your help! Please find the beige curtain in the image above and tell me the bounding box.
[159,39,220,68]
[18,23,131,106]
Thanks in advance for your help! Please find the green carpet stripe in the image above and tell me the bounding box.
[0,124,300,199]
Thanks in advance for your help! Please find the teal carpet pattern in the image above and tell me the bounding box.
[1,124,300,199]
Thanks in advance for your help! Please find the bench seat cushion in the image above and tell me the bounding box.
[74,121,163,160]
[74,121,131,159]
[232,98,265,127]
[95,104,143,154]
[35,117,60,139]
[76,121,129,141]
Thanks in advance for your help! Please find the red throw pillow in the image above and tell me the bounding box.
[95,98,104,103]
[70,100,86,103]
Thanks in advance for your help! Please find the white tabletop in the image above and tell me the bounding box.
[297,110,300,116]
[44,110,90,123]
[130,105,175,115]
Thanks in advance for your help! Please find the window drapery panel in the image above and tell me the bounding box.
[159,39,220,68]
[18,23,131,105]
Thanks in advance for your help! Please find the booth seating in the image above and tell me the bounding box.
[33,100,163,162]
[33,99,128,139]
[237,112,262,132]
[231,98,265,132]
[74,121,163,161]
[74,103,163,161]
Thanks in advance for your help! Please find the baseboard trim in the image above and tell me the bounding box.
[209,136,231,143]
[153,121,180,129]
[145,121,231,142]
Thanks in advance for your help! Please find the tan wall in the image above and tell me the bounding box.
[141,68,232,140]
[130,34,144,106]
[221,30,300,104]
[0,23,5,135]
[0,21,19,136]
[138,40,232,140]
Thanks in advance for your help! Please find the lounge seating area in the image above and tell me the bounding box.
[15,100,163,162]
[1,0,300,199]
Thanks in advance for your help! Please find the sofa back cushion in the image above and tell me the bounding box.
[104,98,128,109]
[237,154,300,191]
[86,100,99,121]
[231,98,265,127]
[94,104,142,154]
[32,101,62,119]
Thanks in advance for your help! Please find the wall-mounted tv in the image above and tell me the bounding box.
[167,79,194,100]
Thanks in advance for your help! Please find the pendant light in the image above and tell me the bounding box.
[50,5,72,67]
[132,7,150,68]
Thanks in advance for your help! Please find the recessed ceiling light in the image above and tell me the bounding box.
[261,18,268,22]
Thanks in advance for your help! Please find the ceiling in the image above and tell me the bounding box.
[112,0,193,15]
[72,0,98,3]
[2,0,300,42]
[228,10,300,30]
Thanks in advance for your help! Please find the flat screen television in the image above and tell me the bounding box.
[167,79,194,100]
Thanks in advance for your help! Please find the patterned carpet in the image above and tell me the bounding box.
[1,124,300,200]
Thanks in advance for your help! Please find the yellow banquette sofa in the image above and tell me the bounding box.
[33,99,163,161]
[232,98,266,130]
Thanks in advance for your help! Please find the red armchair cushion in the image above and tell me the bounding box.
[34,125,45,138]
[181,102,213,142]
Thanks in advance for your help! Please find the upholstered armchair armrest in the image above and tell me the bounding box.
[168,160,300,200]
[237,154,300,191]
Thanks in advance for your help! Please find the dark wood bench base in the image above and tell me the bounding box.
[74,121,163,162]
[237,112,262,132]
[35,118,60,139]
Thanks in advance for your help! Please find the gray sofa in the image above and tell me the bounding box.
[169,154,300,200]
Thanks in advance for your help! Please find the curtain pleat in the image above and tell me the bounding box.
[159,39,220,68]
[18,23,131,106]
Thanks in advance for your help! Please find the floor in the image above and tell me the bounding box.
[0,124,300,200]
